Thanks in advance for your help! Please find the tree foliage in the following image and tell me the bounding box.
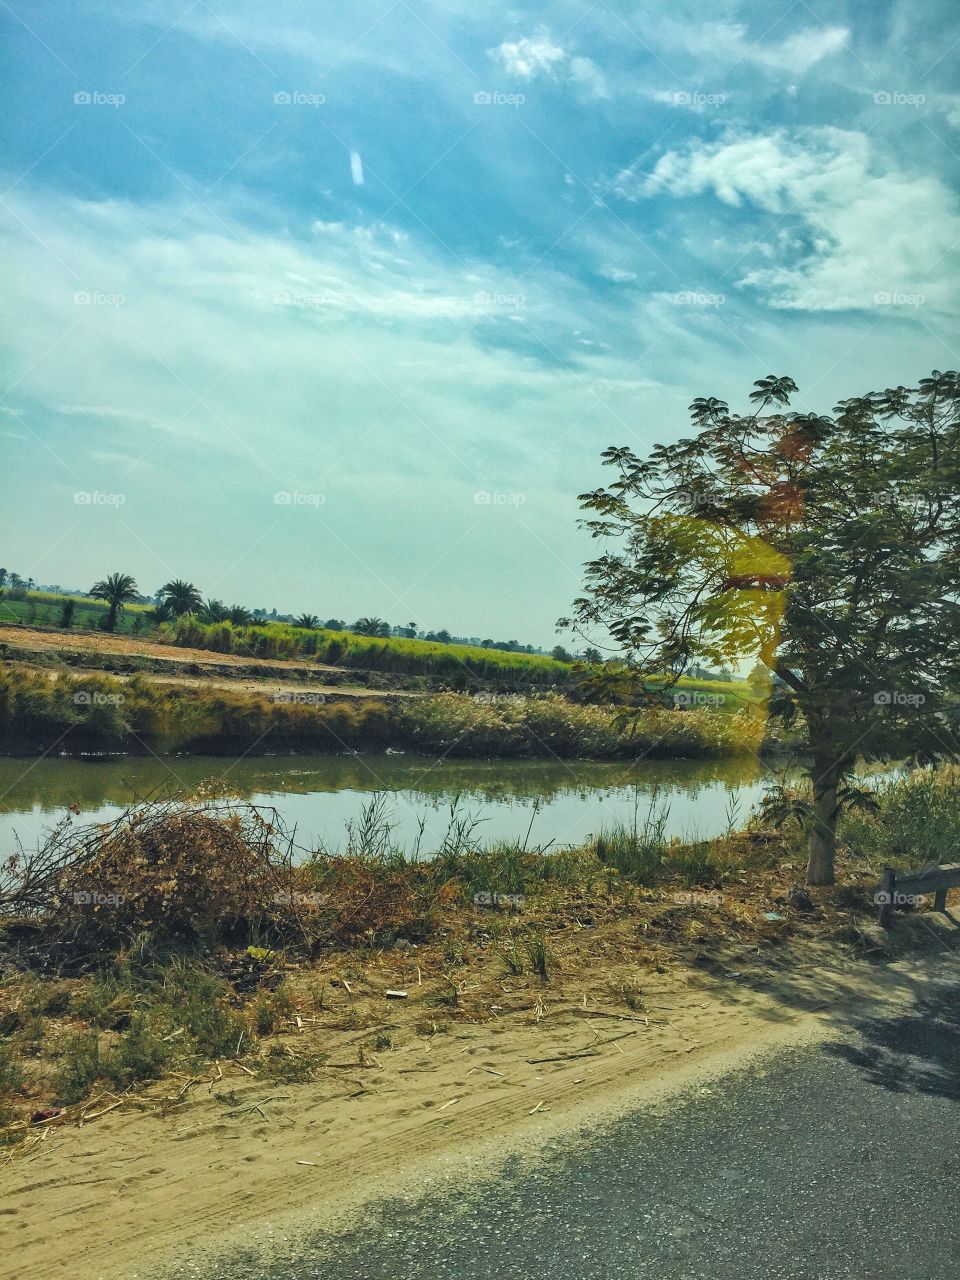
[565,371,960,883]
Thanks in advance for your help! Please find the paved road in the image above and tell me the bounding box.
[165,972,960,1280]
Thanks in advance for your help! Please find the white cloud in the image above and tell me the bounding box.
[492,33,567,79]
[752,25,849,72]
[655,20,849,74]
[618,128,960,312]
[490,30,608,97]
[598,265,637,283]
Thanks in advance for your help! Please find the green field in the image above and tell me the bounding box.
[0,591,758,699]
[0,592,152,633]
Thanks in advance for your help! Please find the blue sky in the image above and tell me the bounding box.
[2,0,958,643]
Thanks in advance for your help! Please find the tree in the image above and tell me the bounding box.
[435,629,452,644]
[551,644,573,663]
[353,616,390,638]
[201,598,229,623]
[229,604,253,626]
[90,572,139,632]
[294,613,320,629]
[582,647,602,664]
[564,371,960,885]
[324,618,345,631]
[59,598,76,629]
[0,569,6,587]
[159,580,203,617]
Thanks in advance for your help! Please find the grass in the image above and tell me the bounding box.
[0,593,153,634]
[0,667,776,759]
[3,768,954,1128]
[2,592,762,702]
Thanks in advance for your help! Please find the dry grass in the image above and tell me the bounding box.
[1,772,955,1139]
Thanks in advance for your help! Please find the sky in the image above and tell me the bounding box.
[1,0,958,646]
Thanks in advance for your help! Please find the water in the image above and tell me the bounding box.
[0,752,790,856]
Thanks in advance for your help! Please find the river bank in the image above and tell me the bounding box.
[0,664,782,760]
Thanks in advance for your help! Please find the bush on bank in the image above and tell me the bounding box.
[0,669,776,759]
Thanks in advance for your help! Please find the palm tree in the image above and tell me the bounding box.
[0,569,7,588]
[294,613,320,629]
[150,601,174,624]
[353,616,390,638]
[90,572,139,632]
[159,579,203,617]
[201,598,229,623]
[229,604,253,626]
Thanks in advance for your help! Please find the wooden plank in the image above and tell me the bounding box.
[894,864,960,897]
[879,866,896,929]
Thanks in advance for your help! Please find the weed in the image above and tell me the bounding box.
[52,1030,101,1104]
[103,1015,171,1089]
[525,933,550,979]
[249,983,296,1036]
[500,936,524,976]
[260,1045,319,1083]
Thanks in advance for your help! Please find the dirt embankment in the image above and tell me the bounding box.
[1,918,954,1280]
[0,624,419,699]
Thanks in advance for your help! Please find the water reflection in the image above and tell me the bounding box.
[0,751,782,854]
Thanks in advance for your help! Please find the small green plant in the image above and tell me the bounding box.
[500,936,524,976]
[525,933,550,979]
[53,1030,101,1103]
[103,1015,171,1089]
[249,983,296,1036]
[0,1041,24,1097]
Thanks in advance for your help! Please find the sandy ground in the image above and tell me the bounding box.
[0,624,319,671]
[2,930,954,1280]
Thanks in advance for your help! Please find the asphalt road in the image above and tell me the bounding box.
[164,971,960,1280]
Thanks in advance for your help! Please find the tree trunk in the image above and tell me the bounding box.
[806,766,840,885]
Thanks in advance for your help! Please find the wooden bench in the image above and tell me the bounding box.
[877,862,960,927]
